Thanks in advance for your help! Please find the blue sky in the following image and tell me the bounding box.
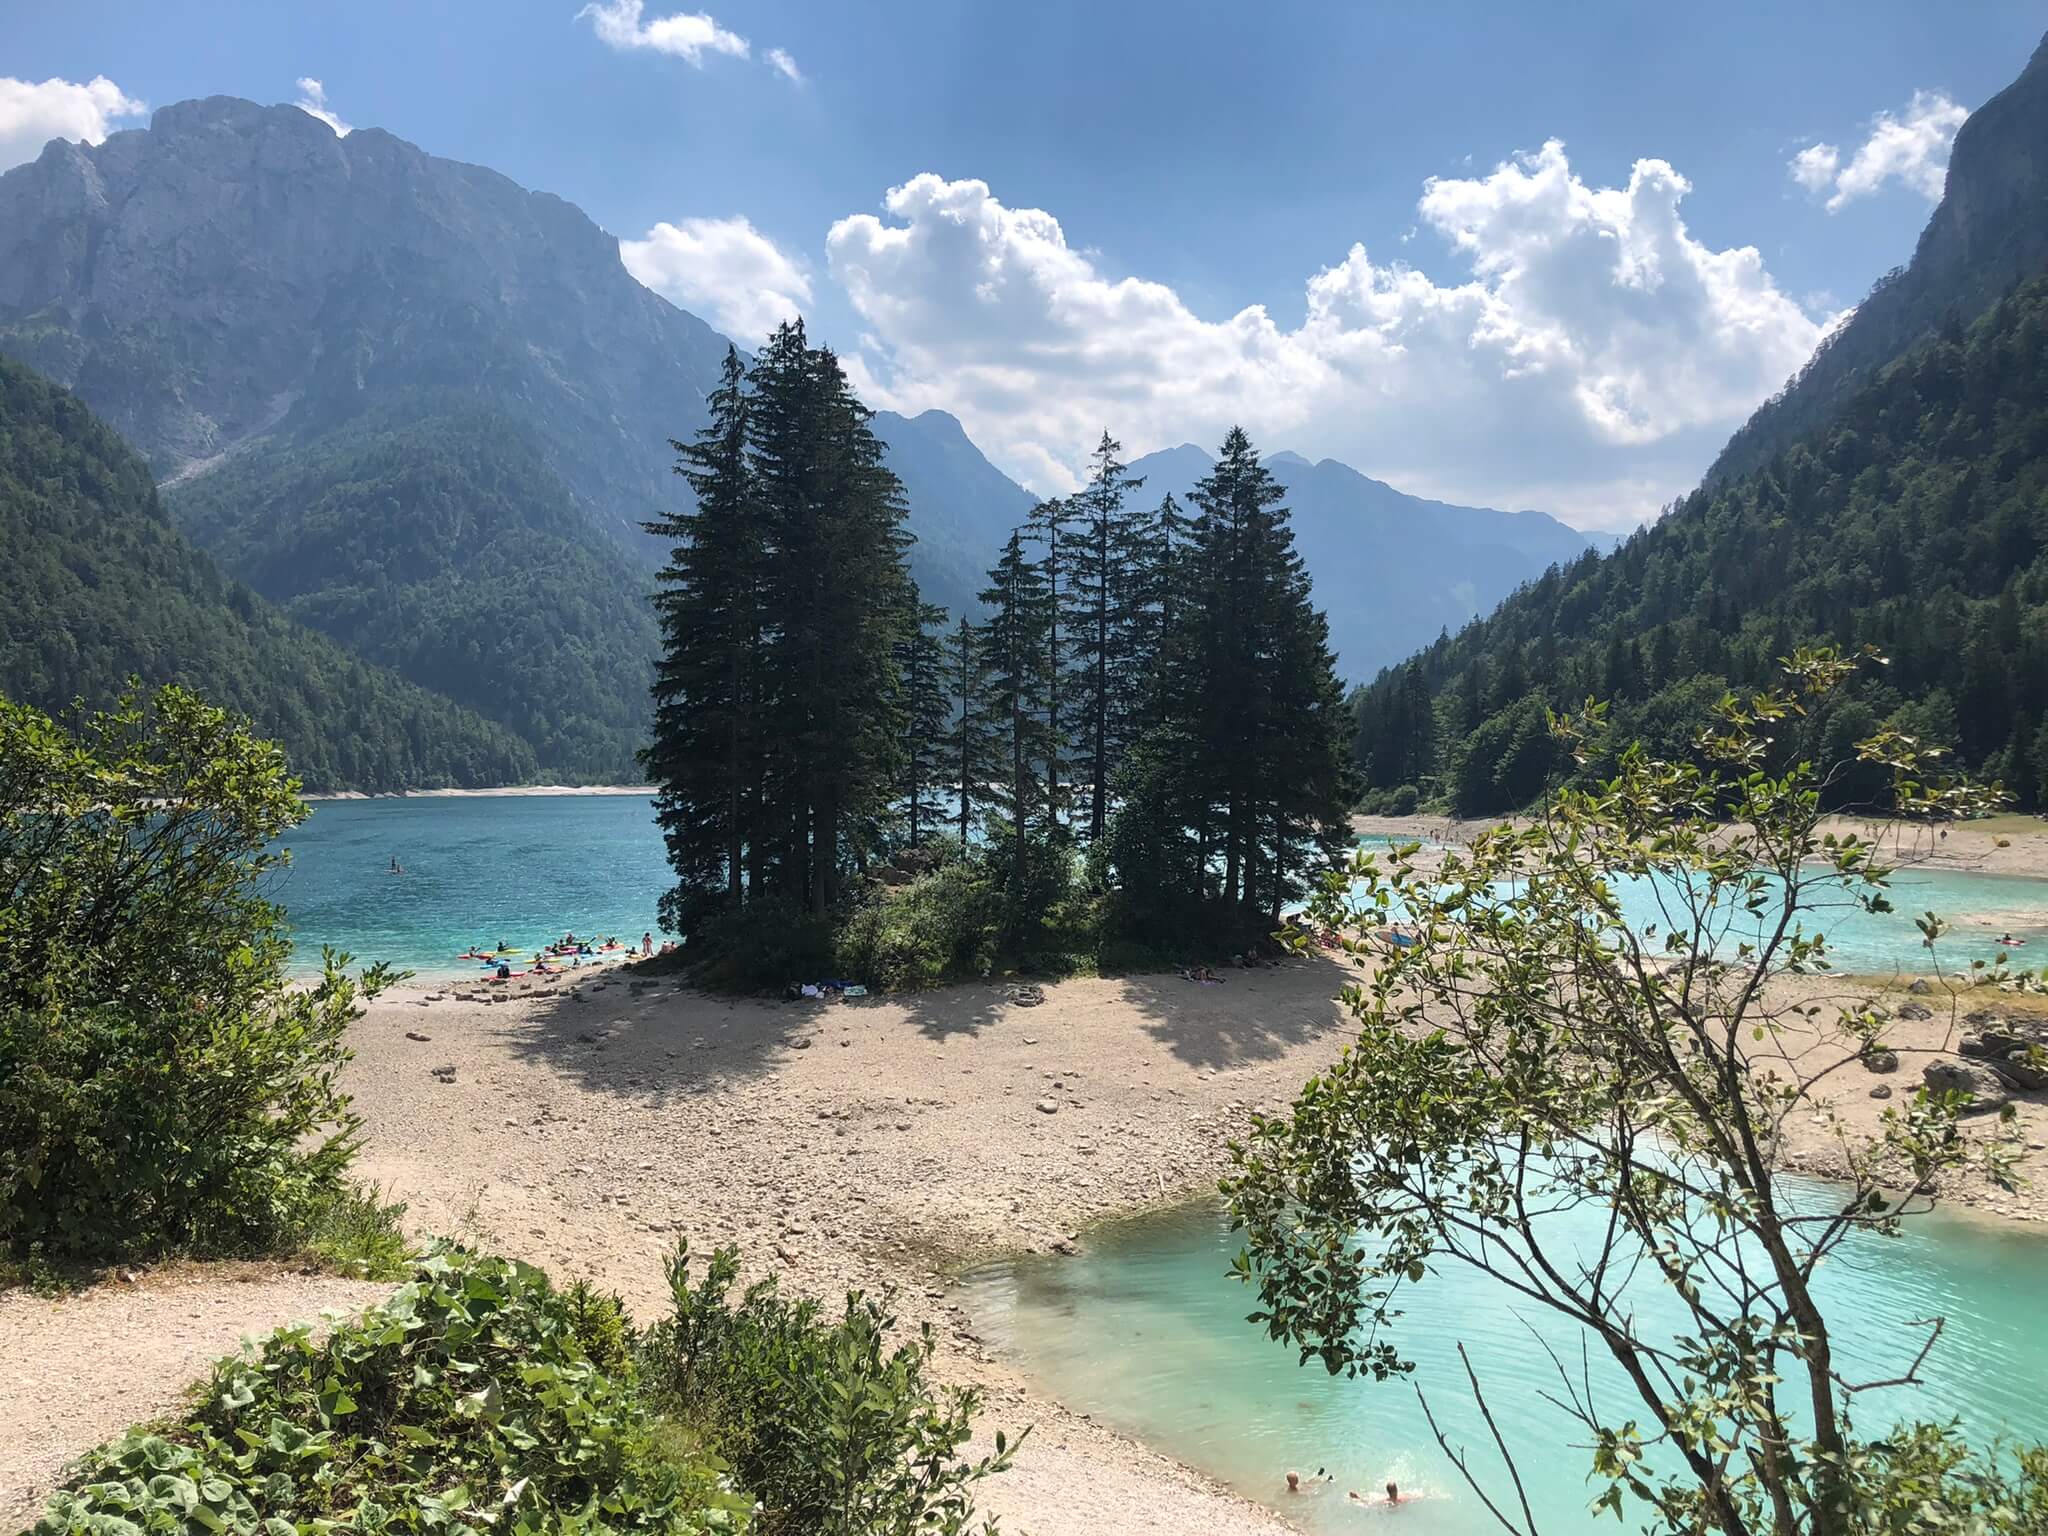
[6,2,2045,525]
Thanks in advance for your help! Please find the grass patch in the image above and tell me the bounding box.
[284,1179,413,1281]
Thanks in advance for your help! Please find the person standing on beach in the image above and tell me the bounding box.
[641,931,653,957]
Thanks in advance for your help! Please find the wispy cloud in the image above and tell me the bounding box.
[766,47,803,85]
[0,74,145,172]
[1790,90,1968,212]
[293,77,351,136]
[577,0,749,64]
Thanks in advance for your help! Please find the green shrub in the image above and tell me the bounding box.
[33,1246,752,1536]
[645,1243,1021,1536]
[836,860,1000,989]
[0,687,398,1263]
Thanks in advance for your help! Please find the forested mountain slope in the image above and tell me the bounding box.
[1354,275,2048,815]
[1709,31,2048,486]
[167,395,659,781]
[1355,31,2048,817]
[0,97,1046,781]
[0,355,536,791]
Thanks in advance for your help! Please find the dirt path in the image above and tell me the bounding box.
[0,1267,389,1528]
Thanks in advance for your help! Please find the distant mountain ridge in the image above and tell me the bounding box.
[1,90,1599,777]
[1129,444,1596,680]
[1709,31,2048,485]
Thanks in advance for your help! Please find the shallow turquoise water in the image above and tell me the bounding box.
[961,1197,2048,1535]
[267,804,2048,980]
[270,796,674,976]
[1351,834,2048,978]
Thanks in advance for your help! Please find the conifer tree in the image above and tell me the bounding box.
[643,344,756,934]
[978,528,1056,889]
[1123,491,1193,742]
[648,320,917,942]
[1023,496,1077,830]
[747,322,915,914]
[1146,427,1350,921]
[1067,432,1147,843]
[895,595,953,849]
[942,616,998,850]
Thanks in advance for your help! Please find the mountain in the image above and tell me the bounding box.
[1349,30,2048,817]
[1128,444,1596,681]
[0,354,537,791]
[0,95,1035,780]
[872,408,1040,610]
[1709,32,2048,486]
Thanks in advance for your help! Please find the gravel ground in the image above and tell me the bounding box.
[10,961,1356,1536]
[11,949,2041,1536]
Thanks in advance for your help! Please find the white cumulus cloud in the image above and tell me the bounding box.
[1788,141,1839,194]
[825,143,1831,528]
[293,77,351,136]
[766,48,803,84]
[1790,90,1968,211]
[621,215,812,342]
[577,0,749,64]
[0,74,145,172]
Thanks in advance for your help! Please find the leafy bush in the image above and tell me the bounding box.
[35,1242,1023,1536]
[0,687,397,1263]
[645,1243,1020,1536]
[32,1246,751,1536]
[836,858,1000,989]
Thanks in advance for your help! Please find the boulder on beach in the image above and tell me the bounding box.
[1922,1059,2009,1111]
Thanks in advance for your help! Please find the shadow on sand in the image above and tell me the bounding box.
[484,953,1356,1101]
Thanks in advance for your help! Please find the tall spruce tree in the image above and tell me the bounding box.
[895,595,953,849]
[1067,432,1147,843]
[647,321,918,943]
[1023,495,1078,831]
[1132,427,1350,923]
[643,345,757,936]
[978,529,1056,889]
[1123,491,1193,743]
[942,616,997,850]
[747,322,915,913]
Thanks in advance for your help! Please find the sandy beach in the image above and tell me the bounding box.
[1354,811,2048,879]
[7,950,2045,1532]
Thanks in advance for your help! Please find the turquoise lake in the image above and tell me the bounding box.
[960,1197,2048,1536]
[268,800,2048,981]
[271,795,676,976]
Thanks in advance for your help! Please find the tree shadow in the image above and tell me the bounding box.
[1107,956,1356,1070]
[490,968,832,1099]
[894,980,1023,1041]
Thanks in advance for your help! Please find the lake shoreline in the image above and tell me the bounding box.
[1354,810,2048,880]
[305,784,655,801]
[10,957,2046,1533]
